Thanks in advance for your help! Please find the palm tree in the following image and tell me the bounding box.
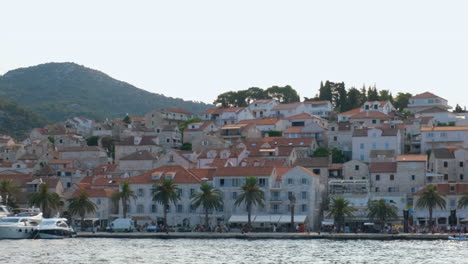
[458,193,468,209]
[112,182,136,219]
[235,177,265,228]
[191,182,223,228]
[367,199,398,231]
[289,193,296,232]
[0,179,20,206]
[152,179,180,228]
[327,197,355,232]
[67,191,98,231]
[29,183,61,217]
[416,185,446,229]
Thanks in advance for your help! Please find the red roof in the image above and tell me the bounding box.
[416,183,468,195]
[214,166,274,177]
[188,169,216,181]
[275,167,292,180]
[411,92,445,100]
[128,165,202,184]
[350,111,391,119]
[164,108,192,115]
[239,118,281,125]
[285,113,313,120]
[396,155,427,162]
[369,162,397,173]
[339,107,361,116]
[72,188,116,198]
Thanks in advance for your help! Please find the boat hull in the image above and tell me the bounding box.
[0,226,35,239]
[37,229,74,239]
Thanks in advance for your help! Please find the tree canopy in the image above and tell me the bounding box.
[213,85,300,107]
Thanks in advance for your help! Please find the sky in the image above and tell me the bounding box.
[1,0,467,107]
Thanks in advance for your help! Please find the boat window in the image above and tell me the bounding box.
[0,218,20,223]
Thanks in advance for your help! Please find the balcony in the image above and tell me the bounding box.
[269,197,283,203]
[270,182,282,190]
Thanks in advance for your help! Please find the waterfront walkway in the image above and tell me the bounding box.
[76,232,455,240]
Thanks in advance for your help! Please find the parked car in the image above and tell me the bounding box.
[107,218,135,232]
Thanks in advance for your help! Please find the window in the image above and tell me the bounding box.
[301,204,307,212]
[365,105,369,110]
[287,178,294,185]
[287,192,293,199]
[375,175,380,181]
[374,104,378,110]
[450,200,456,207]
[258,178,266,186]
[97,199,101,205]
[301,192,307,200]
[372,119,377,124]
[360,143,364,150]
[444,174,448,181]
[444,161,448,168]
[137,205,144,214]
[360,155,364,161]
[384,142,389,149]
[390,175,394,181]
[177,189,183,198]
[411,175,415,181]
[151,204,157,213]
[220,179,225,186]
[333,136,337,142]
[331,127,335,131]
[272,204,279,213]
[301,178,308,184]
[375,187,379,192]
[190,188,195,196]
[355,165,360,171]
[169,155,174,162]
[461,174,464,180]
[411,187,416,193]
[232,178,240,187]
[66,182,71,188]
[138,189,144,197]
[372,143,376,149]
[388,187,395,192]
[460,162,464,167]
[313,169,320,175]
[450,185,455,192]
[177,204,183,213]
[232,192,238,199]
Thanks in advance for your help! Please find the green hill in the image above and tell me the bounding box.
[0,62,213,122]
[0,96,48,140]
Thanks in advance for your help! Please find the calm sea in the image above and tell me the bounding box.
[0,238,464,264]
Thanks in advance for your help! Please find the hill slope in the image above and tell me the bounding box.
[0,62,212,121]
[0,97,48,140]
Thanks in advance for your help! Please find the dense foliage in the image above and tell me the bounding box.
[0,96,48,140]
[0,62,213,122]
[213,85,300,107]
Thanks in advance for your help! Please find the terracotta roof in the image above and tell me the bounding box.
[411,92,445,100]
[353,127,399,137]
[432,148,455,159]
[369,162,397,173]
[120,150,157,161]
[72,188,116,198]
[272,102,302,111]
[294,157,329,167]
[198,148,245,159]
[297,167,320,178]
[416,107,449,114]
[285,113,312,119]
[421,126,468,132]
[129,116,145,122]
[188,169,216,181]
[338,122,352,131]
[303,100,330,105]
[416,183,468,195]
[339,107,361,116]
[329,163,343,170]
[275,167,292,180]
[205,158,229,168]
[245,137,314,147]
[396,155,427,162]
[129,165,202,184]
[284,127,303,134]
[214,167,275,177]
[92,177,126,187]
[239,118,281,126]
[48,159,74,164]
[185,121,214,132]
[350,111,391,120]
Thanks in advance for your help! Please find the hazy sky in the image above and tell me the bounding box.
[1,0,467,107]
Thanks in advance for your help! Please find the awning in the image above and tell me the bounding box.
[322,221,334,225]
[364,222,374,226]
[228,215,252,223]
[253,215,272,223]
[277,215,307,223]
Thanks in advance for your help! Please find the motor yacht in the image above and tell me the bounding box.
[34,218,74,239]
[0,205,10,218]
[0,212,42,239]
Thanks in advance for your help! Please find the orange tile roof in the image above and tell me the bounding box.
[214,166,275,177]
[275,167,292,180]
[239,118,281,125]
[128,165,202,184]
[48,159,74,164]
[284,127,303,134]
[350,111,391,119]
[188,169,217,181]
[416,183,468,195]
[339,107,361,116]
[72,188,117,198]
[411,92,445,100]
[421,126,468,132]
[396,155,427,162]
[285,113,313,119]
[164,108,192,115]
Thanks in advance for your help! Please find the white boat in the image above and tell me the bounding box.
[0,212,42,239]
[34,218,74,239]
[448,235,468,241]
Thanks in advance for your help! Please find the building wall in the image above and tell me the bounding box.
[342,160,369,180]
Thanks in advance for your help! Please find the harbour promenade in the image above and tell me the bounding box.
[76,232,454,240]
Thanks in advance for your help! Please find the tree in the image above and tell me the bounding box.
[0,179,20,206]
[180,143,192,151]
[331,148,346,163]
[213,91,243,107]
[345,87,363,111]
[393,92,412,112]
[267,130,282,137]
[318,81,333,102]
[178,118,203,132]
[332,82,347,112]
[313,147,329,157]
[191,183,223,228]
[367,86,379,101]
[122,115,132,124]
[245,87,270,104]
[378,90,393,102]
[152,179,180,228]
[235,177,265,228]
[266,85,300,104]
[327,197,355,232]
[29,183,61,217]
[112,182,137,219]
[67,191,98,231]
[367,199,398,231]
[457,193,468,209]
[288,193,296,232]
[86,136,99,146]
[454,104,465,113]
[359,85,368,105]
[415,185,446,229]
